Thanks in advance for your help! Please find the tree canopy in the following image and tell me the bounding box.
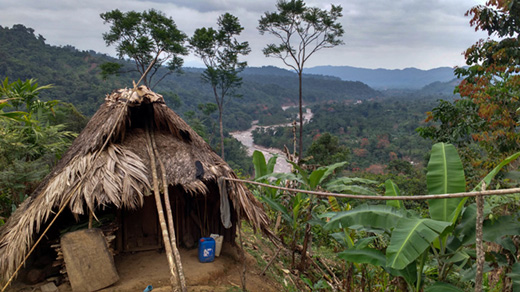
[419,0,520,180]
[100,9,187,88]
[189,13,250,159]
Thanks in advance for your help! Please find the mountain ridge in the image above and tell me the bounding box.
[306,65,458,89]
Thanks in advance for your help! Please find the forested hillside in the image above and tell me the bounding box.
[0,24,379,132]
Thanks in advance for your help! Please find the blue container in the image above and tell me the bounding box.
[198,237,215,263]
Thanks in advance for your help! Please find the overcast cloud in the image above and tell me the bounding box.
[1,0,489,70]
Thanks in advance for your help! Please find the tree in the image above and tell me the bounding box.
[258,0,344,161]
[189,13,250,159]
[305,132,349,166]
[100,9,187,88]
[419,1,520,180]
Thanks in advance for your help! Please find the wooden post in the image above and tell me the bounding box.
[475,182,486,292]
[151,130,187,292]
[145,126,180,291]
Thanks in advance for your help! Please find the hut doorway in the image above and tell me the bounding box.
[119,184,236,252]
[121,195,162,252]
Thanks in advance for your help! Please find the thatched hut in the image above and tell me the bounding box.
[0,86,271,284]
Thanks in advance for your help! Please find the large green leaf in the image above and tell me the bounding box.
[266,154,278,174]
[288,161,309,185]
[425,282,464,292]
[253,150,267,179]
[426,143,465,223]
[259,195,291,224]
[327,177,378,185]
[386,218,451,270]
[330,232,355,248]
[317,161,348,187]
[387,262,417,288]
[308,168,327,190]
[453,203,477,246]
[385,179,404,209]
[475,151,520,191]
[326,184,378,196]
[508,262,520,291]
[448,151,520,228]
[456,207,520,246]
[324,204,405,232]
[482,215,520,242]
[337,248,386,266]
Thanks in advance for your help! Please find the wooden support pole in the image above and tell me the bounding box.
[151,129,187,292]
[146,126,180,291]
[475,182,486,292]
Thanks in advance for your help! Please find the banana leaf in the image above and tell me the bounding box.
[324,204,406,232]
[426,143,465,224]
[385,179,404,209]
[386,217,451,269]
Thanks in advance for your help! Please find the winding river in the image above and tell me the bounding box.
[230,107,313,174]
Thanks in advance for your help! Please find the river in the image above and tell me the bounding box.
[230,107,313,174]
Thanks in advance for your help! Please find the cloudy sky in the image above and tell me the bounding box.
[2,0,490,70]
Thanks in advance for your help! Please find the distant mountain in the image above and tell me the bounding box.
[306,65,457,89]
[419,78,460,96]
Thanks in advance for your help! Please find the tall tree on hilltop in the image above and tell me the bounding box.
[258,0,344,162]
[418,0,520,182]
[189,13,250,159]
[100,9,187,88]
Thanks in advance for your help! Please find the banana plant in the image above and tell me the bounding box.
[324,143,520,291]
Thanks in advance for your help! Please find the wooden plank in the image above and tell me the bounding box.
[61,228,119,291]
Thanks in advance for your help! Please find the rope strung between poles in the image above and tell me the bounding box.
[222,177,520,201]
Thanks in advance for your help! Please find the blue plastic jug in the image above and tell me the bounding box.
[198,237,215,263]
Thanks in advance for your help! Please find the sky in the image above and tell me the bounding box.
[1,0,490,70]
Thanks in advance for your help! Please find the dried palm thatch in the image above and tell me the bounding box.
[0,86,272,284]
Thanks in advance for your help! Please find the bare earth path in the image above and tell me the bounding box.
[10,243,280,292]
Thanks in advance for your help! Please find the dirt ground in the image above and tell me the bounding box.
[9,243,282,292]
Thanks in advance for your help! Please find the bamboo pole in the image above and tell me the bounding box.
[475,182,486,292]
[151,128,187,292]
[223,177,520,201]
[145,125,180,291]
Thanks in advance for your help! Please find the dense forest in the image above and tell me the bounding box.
[253,97,437,171]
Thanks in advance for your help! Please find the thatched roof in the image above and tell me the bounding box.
[0,86,271,283]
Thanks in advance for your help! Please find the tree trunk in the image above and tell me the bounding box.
[298,71,303,163]
[214,86,225,159]
[219,109,225,159]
